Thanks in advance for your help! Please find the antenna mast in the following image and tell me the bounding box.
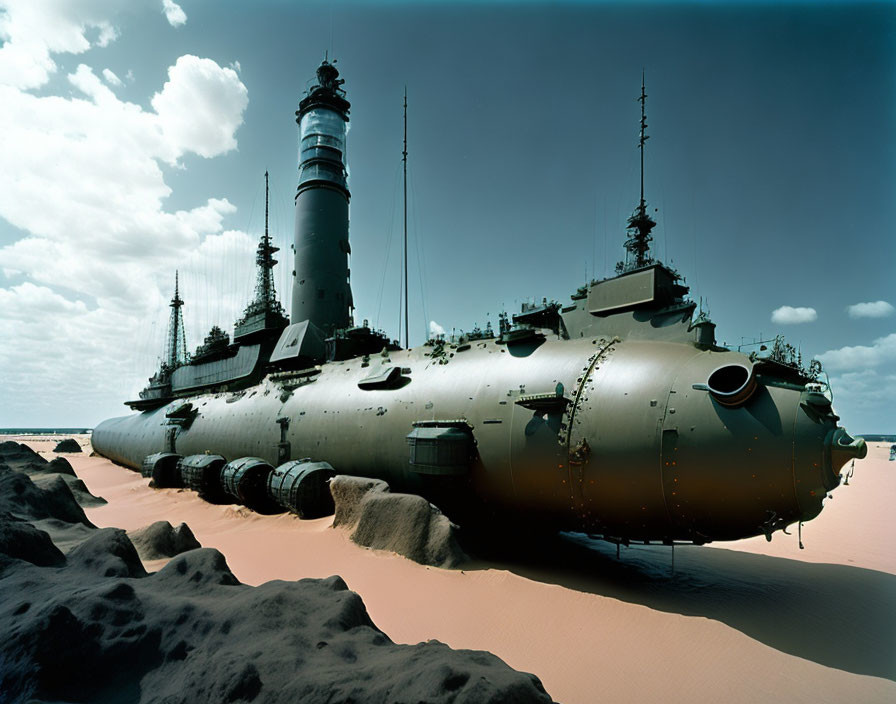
[617,71,657,274]
[639,70,647,207]
[233,171,287,341]
[402,86,409,349]
[262,171,273,304]
[165,271,187,370]
[251,171,281,309]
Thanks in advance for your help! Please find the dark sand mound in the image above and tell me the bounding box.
[45,456,77,475]
[0,513,65,567]
[31,472,106,507]
[1,545,553,703]
[331,475,467,568]
[1,441,75,476]
[0,451,554,704]
[0,440,44,466]
[128,521,201,561]
[28,517,97,555]
[53,438,82,453]
[0,442,105,507]
[67,527,148,578]
[0,466,93,527]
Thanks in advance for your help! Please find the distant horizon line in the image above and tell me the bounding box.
[1,428,894,441]
[0,428,93,435]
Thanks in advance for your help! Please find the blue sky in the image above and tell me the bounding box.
[0,0,893,433]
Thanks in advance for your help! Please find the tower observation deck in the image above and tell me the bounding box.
[291,59,354,334]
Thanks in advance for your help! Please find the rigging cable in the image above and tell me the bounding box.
[409,162,429,342]
[374,157,402,334]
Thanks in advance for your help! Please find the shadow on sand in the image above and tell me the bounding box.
[460,531,896,682]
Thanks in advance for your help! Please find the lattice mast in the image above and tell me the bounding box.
[164,271,188,371]
[617,72,657,274]
[234,172,287,341]
[253,171,282,311]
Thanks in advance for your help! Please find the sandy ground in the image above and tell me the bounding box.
[18,436,896,704]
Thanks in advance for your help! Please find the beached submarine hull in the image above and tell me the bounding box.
[92,334,864,544]
[94,61,866,546]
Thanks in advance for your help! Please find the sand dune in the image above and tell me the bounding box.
[12,437,896,703]
[0,440,553,704]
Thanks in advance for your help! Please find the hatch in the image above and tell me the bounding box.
[358,365,403,390]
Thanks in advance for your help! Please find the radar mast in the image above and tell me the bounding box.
[164,271,188,371]
[617,72,657,274]
[257,171,280,311]
[233,171,288,342]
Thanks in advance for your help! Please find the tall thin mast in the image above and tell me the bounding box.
[233,171,287,341]
[252,171,280,308]
[617,71,657,274]
[262,170,272,302]
[165,270,187,370]
[639,71,647,207]
[402,86,409,349]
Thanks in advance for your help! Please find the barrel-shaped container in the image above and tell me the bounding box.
[220,456,278,512]
[406,425,471,476]
[142,452,182,488]
[267,460,335,518]
[178,454,228,503]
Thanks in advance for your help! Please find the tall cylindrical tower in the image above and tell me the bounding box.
[291,60,353,333]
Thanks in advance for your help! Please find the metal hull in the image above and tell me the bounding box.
[93,334,853,543]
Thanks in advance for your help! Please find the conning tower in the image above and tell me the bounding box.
[291,59,353,334]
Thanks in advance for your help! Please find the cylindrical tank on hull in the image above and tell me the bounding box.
[291,60,352,333]
[92,335,866,544]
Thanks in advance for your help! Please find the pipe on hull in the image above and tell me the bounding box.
[94,336,862,543]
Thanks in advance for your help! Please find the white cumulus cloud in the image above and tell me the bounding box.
[101,67,122,86]
[816,333,896,373]
[0,282,88,317]
[816,335,896,433]
[429,320,446,338]
[0,0,122,89]
[0,1,253,426]
[162,0,186,28]
[771,306,817,325]
[0,58,248,292]
[847,300,894,319]
[152,55,248,159]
